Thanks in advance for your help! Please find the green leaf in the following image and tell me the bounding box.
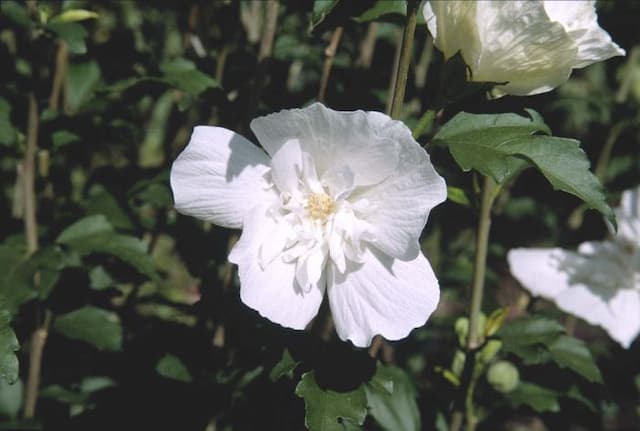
[160,58,219,109]
[0,378,23,419]
[0,314,19,385]
[156,354,192,383]
[51,130,81,149]
[0,98,17,147]
[446,186,470,206]
[497,316,565,347]
[310,0,341,31]
[295,372,367,431]
[64,61,102,112]
[40,385,87,405]
[353,1,406,23]
[434,111,614,224]
[89,266,113,291]
[54,306,123,352]
[365,365,420,431]
[269,349,299,382]
[1,1,31,28]
[50,9,98,23]
[83,187,134,231]
[47,22,88,54]
[547,335,603,383]
[57,215,157,280]
[507,382,560,413]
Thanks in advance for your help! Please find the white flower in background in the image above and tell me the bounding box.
[423,0,626,96]
[508,187,640,348]
[170,103,447,347]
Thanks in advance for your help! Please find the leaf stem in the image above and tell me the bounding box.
[317,26,344,103]
[389,0,418,120]
[23,94,39,254]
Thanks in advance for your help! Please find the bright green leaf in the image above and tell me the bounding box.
[50,9,98,23]
[365,365,420,431]
[548,335,603,383]
[156,354,192,383]
[295,371,367,431]
[54,306,123,352]
[446,186,470,206]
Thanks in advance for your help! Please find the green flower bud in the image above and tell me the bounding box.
[487,360,519,393]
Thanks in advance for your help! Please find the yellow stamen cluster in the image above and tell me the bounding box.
[306,193,335,221]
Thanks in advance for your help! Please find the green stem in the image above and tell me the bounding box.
[389,0,418,120]
[467,176,497,350]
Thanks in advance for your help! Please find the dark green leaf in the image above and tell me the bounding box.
[269,349,299,382]
[51,130,81,149]
[497,316,565,347]
[365,365,420,431]
[156,354,192,383]
[353,1,406,23]
[64,61,101,112]
[57,215,113,244]
[0,98,17,147]
[0,314,19,385]
[40,385,87,405]
[507,382,560,413]
[548,335,603,383]
[296,372,367,431]
[83,188,134,231]
[310,0,341,30]
[1,1,31,28]
[47,22,88,54]
[89,266,113,291]
[54,306,122,352]
[434,111,614,224]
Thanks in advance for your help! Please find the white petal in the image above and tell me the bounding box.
[229,207,325,330]
[616,186,640,244]
[170,126,274,228]
[270,138,302,194]
[543,0,625,68]
[423,1,480,61]
[328,248,440,348]
[250,103,401,187]
[352,115,446,260]
[508,248,640,348]
[473,0,578,96]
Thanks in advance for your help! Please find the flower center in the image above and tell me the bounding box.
[306,192,335,222]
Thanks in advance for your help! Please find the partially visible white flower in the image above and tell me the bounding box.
[508,187,640,348]
[170,103,447,347]
[423,0,626,96]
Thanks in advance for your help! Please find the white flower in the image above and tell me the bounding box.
[423,0,625,96]
[508,187,640,348]
[170,103,447,347]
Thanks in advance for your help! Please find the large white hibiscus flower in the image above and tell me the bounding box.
[508,187,640,348]
[423,0,625,96]
[170,103,447,347]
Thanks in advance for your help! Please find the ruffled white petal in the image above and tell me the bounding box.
[170,126,274,228]
[229,206,325,330]
[328,248,440,348]
[473,0,578,96]
[352,114,447,260]
[508,248,640,348]
[616,186,640,243]
[269,138,303,195]
[543,0,625,68]
[423,1,479,61]
[250,103,401,187]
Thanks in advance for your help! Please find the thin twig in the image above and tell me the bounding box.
[385,29,402,115]
[48,41,67,111]
[246,0,278,120]
[389,0,419,120]
[23,94,39,254]
[356,22,378,69]
[317,26,344,103]
[24,311,51,419]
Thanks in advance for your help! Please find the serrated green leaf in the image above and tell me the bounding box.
[365,365,420,431]
[269,349,299,382]
[50,9,98,23]
[507,382,560,413]
[434,111,614,224]
[0,98,17,147]
[296,372,367,431]
[547,335,603,383]
[156,354,192,383]
[54,306,122,352]
[47,22,88,54]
